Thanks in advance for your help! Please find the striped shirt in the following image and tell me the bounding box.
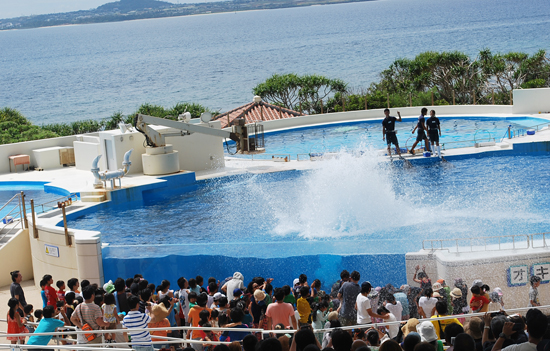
[123,311,152,346]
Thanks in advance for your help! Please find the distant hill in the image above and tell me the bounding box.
[96,0,174,13]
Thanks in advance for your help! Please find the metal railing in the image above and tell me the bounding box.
[2,304,550,350]
[422,232,550,252]
[0,192,26,244]
[32,193,79,215]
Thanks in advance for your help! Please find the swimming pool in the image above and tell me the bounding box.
[0,182,72,219]
[226,116,546,157]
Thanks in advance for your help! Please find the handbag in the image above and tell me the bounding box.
[78,306,97,341]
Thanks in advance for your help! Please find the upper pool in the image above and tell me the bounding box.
[0,182,71,219]
[226,116,548,156]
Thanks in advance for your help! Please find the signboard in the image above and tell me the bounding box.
[531,262,550,284]
[44,244,59,257]
[507,265,528,287]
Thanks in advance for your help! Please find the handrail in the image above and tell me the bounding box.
[422,234,530,252]
[0,193,20,213]
[33,193,79,215]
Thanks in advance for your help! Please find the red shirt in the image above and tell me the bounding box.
[45,286,57,306]
[57,290,66,302]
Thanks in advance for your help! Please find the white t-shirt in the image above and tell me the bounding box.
[385,301,403,321]
[418,296,438,316]
[356,294,372,324]
[385,313,398,339]
[502,342,537,351]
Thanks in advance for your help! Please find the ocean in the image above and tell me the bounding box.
[1,0,549,124]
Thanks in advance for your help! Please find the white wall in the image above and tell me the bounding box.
[0,228,33,288]
[98,130,147,174]
[513,88,550,114]
[28,218,103,287]
[0,136,77,174]
[74,141,102,171]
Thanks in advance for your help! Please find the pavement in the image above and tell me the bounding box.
[0,280,42,345]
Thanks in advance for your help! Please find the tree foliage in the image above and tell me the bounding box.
[253,73,347,114]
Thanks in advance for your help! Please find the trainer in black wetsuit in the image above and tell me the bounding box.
[382,108,403,157]
[409,107,431,155]
[427,109,442,157]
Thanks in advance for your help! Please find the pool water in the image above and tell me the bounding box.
[226,116,546,156]
[0,182,71,219]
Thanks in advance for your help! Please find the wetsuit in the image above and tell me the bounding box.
[383,116,398,146]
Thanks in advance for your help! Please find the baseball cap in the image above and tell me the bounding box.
[233,288,242,296]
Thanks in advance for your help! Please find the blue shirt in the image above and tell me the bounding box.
[27,318,65,345]
[219,324,251,342]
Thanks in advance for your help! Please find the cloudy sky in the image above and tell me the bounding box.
[0,0,190,19]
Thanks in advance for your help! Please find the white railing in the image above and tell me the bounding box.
[2,304,550,350]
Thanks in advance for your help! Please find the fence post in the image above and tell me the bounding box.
[492,89,495,105]
[31,199,38,239]
[364,95,368,110]
[510,90,513,105]
[20,191,28,229]
[473,91,476,105]
[320,100,324,114]
[452,91,455,105]
[431,91,434,106]
[409,93,412,107]
[342,95,346,112]
[62,206,72,246]
[387,93,390,108]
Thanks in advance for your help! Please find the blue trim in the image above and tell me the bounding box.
[507,265,529,287]
[530,262,550,284]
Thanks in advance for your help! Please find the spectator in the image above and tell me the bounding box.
[297,286,312,326]
[417,321,444,351]
[453,333,475,351]
[42,275,58,307]
[219,307,251,342]
[6,298,28,345]
[394,286,410,320]
[266,288,297,330]
[377,306,399,339]
[71,285,110,345]
[10,270,26,308]
[463,317,482,351]
[385,294,403,322]
[430,301,462,339]
[528,276,542,307]
[418,288,437,319]
[491,308,548,351]
[123,294,154,351]
[454,279,469,315]
[221,272,245,301]
[442,323,464,349]
[469,285,490,313]
[27,305,69,347]
[67,278,81,297]
[403,332,422,351]
[413,265,431,290]
[337,270,361,326]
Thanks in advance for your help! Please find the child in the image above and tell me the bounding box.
[469,285,490,313]
[56,280,66,303]
[385,294,403,321]
[296,286,311,326]
[102,293,120,342]
[376,306,398,339]
[43,274,58,307]
[529,276,542,307]
[34,309,43,322]
[311,301,329,344]
[39,280,47,308]
[7,298,29,345]
[188,291,198,309]
[24,304,35,333]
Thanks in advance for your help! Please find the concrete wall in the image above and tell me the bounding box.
[74,136,102,171]
[257,105,515,132]
[28,218,103,287]
[0,136,77,174]
[0,228,33,288]
[405,247,550,310]
[513,88,550,114]
[99,130,146,174]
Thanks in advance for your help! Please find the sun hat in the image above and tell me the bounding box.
[418,321,438,343]
[233,288,243,296]
[473,279,483,287]
[433,291,441,298]
[401,318,420,337]
[450,288,462,299]
[151,303,170,320]
[254,289,266,302]
[465,317,483,339]
[327,311,339,321]
[213,292,224,301]
[494,287,503,296]
[432,282,443,291]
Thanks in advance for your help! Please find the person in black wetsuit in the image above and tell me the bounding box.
[382,108,403,157]
[409,107,431,155]
[426,109,442,158]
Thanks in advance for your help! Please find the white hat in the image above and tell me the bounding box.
[293,278,300,286]
[432,282,442,291]
[418,321,438,343]
[494,287,503,296]
[473,279,483,287]
[213,292,225,300]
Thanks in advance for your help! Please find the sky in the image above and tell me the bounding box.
[0,0,191,19]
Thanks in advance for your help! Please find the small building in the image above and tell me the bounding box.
[213,96,305,129]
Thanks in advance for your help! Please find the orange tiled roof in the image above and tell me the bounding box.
[213,101,305,129]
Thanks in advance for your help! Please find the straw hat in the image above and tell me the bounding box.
[465,317,483,340]
[450,288,462,299]
[327,311,339,321]
[418,321,438,343]
[254,289,266,302]
[150,303,170,321]
[401,318,420,337]
[433,291,441,298]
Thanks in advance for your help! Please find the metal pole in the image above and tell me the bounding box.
[21,191,28,229]
[62,206,72,246]
[31,200,38,239]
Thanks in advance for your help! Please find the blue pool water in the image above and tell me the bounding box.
[0,182,71,219]
[227,116,547,157]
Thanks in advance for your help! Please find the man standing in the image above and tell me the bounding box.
[10,271,26,309]
[409,108,431,155]
[27,305,69,347]
[337,270,361,326]
[123,295,154,351]
[71,286,110,345]
[426,110,442,158]
[382,109,403,157]
[265,288,297,330]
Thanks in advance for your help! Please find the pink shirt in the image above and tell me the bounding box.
[266,301,295,328]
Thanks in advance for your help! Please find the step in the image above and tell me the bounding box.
[81,195,106,203]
